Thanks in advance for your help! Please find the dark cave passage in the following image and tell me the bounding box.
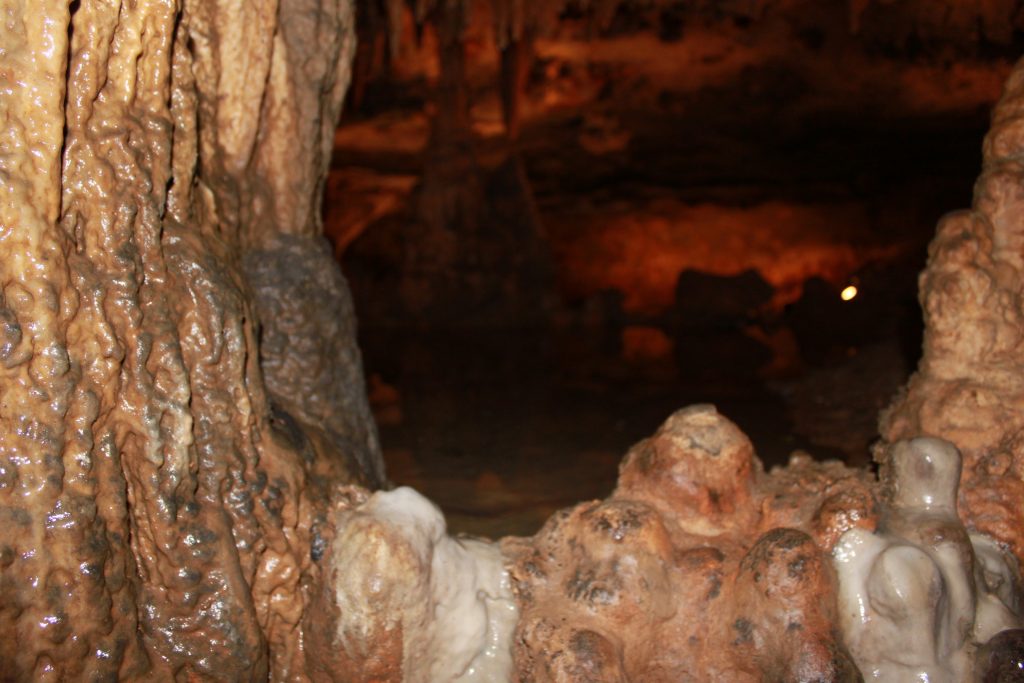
[327,0,1020,536]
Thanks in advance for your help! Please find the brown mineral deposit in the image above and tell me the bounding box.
[6,1,1024,681]
[882,55,1024,566]
[503,405,865,682]
[0,1,381,679]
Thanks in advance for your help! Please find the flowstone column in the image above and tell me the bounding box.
[0,1,381,679]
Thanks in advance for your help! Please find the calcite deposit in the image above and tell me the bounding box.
[317,409,1021,682]
[6,0,1024,681]
[243,233,385,489]
[0,0,381,679]
[834,438,1021,681]
[326,487,517,682]
[502,405,869,681]
[882,55,1024,568]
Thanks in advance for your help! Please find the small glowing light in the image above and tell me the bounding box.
[841,285,858,301]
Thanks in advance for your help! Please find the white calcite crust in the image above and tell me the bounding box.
[833,437,1022,681]
[331,487,517,682]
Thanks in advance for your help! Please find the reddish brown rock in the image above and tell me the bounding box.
[504,405,866,682]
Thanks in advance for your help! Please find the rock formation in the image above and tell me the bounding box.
[502,405,869,681]
[0,1,382,679]
[882,54,1024,568]
[5,0,1024,681]
[325,407,1022,681]
[327,486,517,682]
[834,438,1021,681]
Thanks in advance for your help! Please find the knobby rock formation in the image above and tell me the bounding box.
[0,1,382,679]
[882,56,1024,564]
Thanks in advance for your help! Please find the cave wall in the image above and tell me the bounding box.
[339,0,1023,330]
[0,1,382,679]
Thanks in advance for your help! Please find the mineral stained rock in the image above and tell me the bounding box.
[502,405,870,682]
[882,55,1024,567]
[312,407,1022,682]
[0,0,381,679]
[7,0,1024,681]
[243,233,385,489]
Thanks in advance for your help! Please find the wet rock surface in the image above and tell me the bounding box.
[326,486,517,683]
[882,56,1024,567]
[244,233,386,488]
[6,1,1024,681]
[975,628,1024,682]
[0,1,374,679]
[834,438,1022,681]
[502,405,870,682]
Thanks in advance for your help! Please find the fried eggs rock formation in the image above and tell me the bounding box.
[503,404,871,682]
[327,487,518,682]
[833,437,1023,681]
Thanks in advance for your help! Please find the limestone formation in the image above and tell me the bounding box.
[243,233,385,489]
[327,487,517,682]
[314,415,1021,682]
[502,405,867,682]
[833,438,1022,681]
[6,0,1024,681]
[306,408,1022,682]
[882,55,1024,567]
[0,1,381,679]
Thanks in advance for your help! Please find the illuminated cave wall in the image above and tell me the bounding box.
[336,0,1024,328]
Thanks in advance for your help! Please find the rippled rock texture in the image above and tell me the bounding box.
[0,1,383,679]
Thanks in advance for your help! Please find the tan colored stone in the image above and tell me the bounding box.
[883,56,1024,566]
[0,1,375,679]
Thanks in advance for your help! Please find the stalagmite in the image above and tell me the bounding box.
[328,487,517,682]
[833,438,1022,681]
[502,405,867,681]
[882,55,1024,567]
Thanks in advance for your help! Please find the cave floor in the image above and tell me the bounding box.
[361,325,911,538]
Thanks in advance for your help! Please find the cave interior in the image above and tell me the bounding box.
[332,0,1017,537]
[5,1,1024,680]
